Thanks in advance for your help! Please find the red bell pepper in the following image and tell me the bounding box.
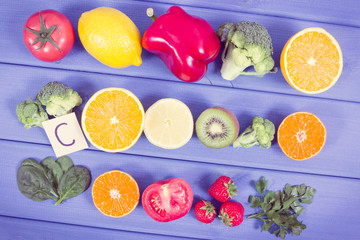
[142,6,220,82]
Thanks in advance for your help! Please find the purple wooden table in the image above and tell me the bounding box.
[0,0,359,239]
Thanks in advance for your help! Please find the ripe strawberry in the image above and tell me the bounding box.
[208,176,237,202]
[194,200,216,224]
[219,201,244,227]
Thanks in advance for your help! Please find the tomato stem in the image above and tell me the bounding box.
[24,12,62,53]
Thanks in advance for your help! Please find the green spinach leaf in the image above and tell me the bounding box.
[56,156,74,172]
[17,165,58,202]
[56,166,91,206]
[41,156,63,186]
[21,158,58,198]
[17,156,91,206]
[21,158,43,169]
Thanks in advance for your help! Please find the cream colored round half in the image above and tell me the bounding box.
[144,98,194,149]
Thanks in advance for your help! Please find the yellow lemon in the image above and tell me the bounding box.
[78,7,142,68]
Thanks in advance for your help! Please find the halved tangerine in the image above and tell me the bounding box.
[92,170,140,217]
[277,112,326,160]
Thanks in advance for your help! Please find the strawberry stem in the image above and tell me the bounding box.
[225,180,238,198]
[219,209,234,227]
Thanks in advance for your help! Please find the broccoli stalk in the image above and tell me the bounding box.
[233,116,275,149]
[16,97,49,129]
[217,21,277,80]
[36,81,82,117]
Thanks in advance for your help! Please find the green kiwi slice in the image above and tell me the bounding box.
[195,107,240,149]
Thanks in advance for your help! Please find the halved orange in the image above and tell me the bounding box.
[92,170,140,217]
[81,88,144,152]
[277,112,326,160]
[280,27,343,94]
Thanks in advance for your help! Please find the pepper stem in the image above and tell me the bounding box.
[146,8,157,21]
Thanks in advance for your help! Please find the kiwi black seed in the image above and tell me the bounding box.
[195,107,239,149]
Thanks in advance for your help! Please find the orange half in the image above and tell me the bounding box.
[81,88,144,152]
[92,170,140,217]
[277,112,326,160]
[280,27,343,94]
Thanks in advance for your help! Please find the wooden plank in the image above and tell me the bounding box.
[1,140,359,239]
[1,1,359,102]
[2,63,359,179]
[0,216,196,240]
[140,0,360,27]
[2,1,360,239]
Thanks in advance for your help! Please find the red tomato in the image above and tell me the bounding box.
[23,10,75,62]
[142,178,193,222]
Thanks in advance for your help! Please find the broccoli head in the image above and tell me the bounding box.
[16,97,49,129]
[233,116,275,149]
[36,81,82,117]
[217,21,277,80]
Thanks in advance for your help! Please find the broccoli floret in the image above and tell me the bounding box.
[36,81,82,117]
[217,21,277,80]
[233,116,275,149]
[16,97,49,129]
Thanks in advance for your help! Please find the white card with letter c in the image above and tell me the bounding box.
[42,112,88,157]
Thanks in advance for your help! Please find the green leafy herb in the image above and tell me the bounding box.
[255,176,268,194]
[247,177,316,239]
[17,156,91,206]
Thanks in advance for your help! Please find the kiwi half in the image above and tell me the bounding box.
[195,107,240,149]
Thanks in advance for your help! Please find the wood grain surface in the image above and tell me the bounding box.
[1,0,359,239]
